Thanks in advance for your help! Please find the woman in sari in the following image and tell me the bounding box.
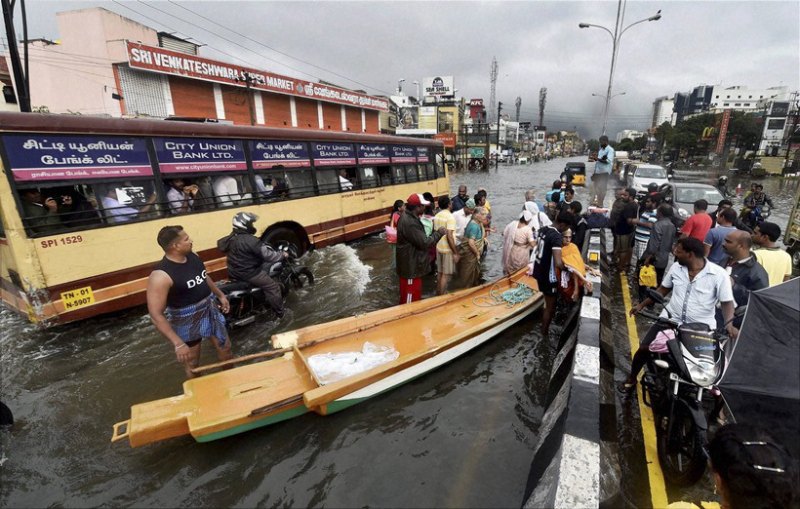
[455,208,486,288]
[556,229,595,302]
[502,210,536,275]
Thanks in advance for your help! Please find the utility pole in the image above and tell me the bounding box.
[489,57,498,123]
[515,96,521,122]
[538,88,547,129]
[2,0,31,112]
[496,101,503,168]
[236,71,256,126]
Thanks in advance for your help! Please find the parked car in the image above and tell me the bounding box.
[659,182,725,225]
[627,164,670,196]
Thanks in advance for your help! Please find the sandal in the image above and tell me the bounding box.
[617,380,636,394]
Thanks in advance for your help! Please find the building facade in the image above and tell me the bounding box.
[709,85,789,113]
[651,96,674,127]
[19,7,386,132]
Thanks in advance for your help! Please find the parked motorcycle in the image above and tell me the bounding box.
[217,241,314,327]
[636,289,744,486]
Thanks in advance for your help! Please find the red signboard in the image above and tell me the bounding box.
[715,109,731,154]
[126,42,389,112]
[434,133,456,148]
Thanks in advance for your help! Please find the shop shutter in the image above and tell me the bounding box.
[117,65,170,118]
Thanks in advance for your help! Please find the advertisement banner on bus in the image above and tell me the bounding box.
[250,141,310,168]
[356,144,390,164]
[2,134,153,182]
[154,138,247,173]
[311,143,356,166]
[416,146,430,162]
[391,145,416,163]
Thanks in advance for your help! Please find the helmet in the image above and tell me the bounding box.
[232,212,258,234]
[718,176,728,185]
[647,182,659,193]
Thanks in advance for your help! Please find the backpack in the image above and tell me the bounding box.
[585,211,609,229]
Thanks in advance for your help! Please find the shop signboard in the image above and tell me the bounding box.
[416,146,430,163]
[357,144,390,164]
[2,134,153,182]
[154,138,247,173]
[311,143,356,166]
[434,133,456,148]
[249,141,310,168]
[469,147,485,158]
[391,145,416,163]
[422,76,455,97]
[127,42,389,111]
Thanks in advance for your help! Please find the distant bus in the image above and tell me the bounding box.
[0,113,447,326]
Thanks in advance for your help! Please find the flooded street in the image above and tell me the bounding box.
[1,158,797,507]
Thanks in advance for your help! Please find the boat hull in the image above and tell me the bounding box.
[111,271,542,447]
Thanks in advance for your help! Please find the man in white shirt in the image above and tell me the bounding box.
[452,198,476,243]
[338,169,353,191]
[213,175,242,207]
[621,236,736,393]
[166,179,195,214]
[591,135,615,206]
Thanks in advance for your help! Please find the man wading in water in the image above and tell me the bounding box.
[147,225,232,378]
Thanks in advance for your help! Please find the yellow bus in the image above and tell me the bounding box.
[0,112,448,327]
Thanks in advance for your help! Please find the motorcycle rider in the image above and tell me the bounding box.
[619,236,736,393]
[217,212,288,318]
[741,183,774,227]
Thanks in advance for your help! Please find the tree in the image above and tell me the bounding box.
[633,135,648,150]
[727,111,761,150]
[586,139,600,152]
[655,121,673,150]
[617,138,634,151]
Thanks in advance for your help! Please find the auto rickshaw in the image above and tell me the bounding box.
[562,162,587,186]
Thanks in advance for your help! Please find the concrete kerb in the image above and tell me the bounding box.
[522,228,604,508]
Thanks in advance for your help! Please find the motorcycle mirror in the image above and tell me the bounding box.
[647,289,665,304]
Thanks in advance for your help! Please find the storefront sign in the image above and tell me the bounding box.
[250,141,310,168]
[2,134,152,182]
[469,147,485,158]
[127,42,389,111]
[357,144,390,164]
[715,109,731,154]
[422,76,455,97]
[311,143,356,166]
[416,146,430,163]
[433,133,456,148]
[391,146,416,163]
[154,138,247,173]
[469,98,484,107]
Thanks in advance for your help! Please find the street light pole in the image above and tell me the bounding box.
[397,78,405,94]
[579,7,661,136]
[496,101,503,168]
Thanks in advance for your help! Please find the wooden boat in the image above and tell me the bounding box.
[111,270,542,447]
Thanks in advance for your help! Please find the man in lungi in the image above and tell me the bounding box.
[147,225,231,378]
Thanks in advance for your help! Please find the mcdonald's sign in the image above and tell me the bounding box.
[702,127,716,140]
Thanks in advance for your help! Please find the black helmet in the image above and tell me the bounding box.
[647,182,659,193]
[232,211,258,234]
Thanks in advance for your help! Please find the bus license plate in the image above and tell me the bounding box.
[60,286,95,310]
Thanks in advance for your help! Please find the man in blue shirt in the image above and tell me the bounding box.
[591,135,614,206]
[704,207,738,265]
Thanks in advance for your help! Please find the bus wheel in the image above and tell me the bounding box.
[263,227,304,256]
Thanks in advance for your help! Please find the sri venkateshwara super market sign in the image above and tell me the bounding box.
[126,42,389,112]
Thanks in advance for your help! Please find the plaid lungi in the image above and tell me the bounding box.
[166,294,227,346]
[634,240,649,261]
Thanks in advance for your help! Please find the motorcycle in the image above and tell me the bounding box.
[636,289,745,486]
[217,241,314,327]
[741,203,771,230]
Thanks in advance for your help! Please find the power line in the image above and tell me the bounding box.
[164,0,393,96]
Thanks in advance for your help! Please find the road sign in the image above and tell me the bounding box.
[469,147,485,158]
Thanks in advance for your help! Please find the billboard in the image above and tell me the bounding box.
[770,102,790,117]
[127,42,389,111]
[397,106,436,135]
[422,76,455,97]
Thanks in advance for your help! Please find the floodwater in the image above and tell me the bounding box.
[1,158,797,507]
[0,158,566,508]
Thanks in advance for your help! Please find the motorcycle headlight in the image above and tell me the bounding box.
[687,359,719,387]
[678,208,689,218]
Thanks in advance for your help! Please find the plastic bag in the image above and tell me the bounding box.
[648,329,675,353]
[385,225,397,244]
[307,342,400,385]
[639,264,658,288]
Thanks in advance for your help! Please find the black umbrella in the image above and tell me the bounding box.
[720,277,800,457]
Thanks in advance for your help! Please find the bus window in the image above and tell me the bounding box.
[415,164,426,181]
[285,169,315,198]
[392,165,405,184]
[18,185,104,235]
[338,167,358,191]
[211,174,251,208]
[404,165,419,183]
[377,165,393,186]
[427,163,437,179]
[436,153,445,176]
[316,168,340,195]
[359,167,378,189]
[96,181,159,224]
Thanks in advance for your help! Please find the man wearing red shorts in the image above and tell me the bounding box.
[396,193,446,304]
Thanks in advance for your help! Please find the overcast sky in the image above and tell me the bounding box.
[5,1,800,139]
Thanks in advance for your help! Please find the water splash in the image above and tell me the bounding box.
[313,244,373,295]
